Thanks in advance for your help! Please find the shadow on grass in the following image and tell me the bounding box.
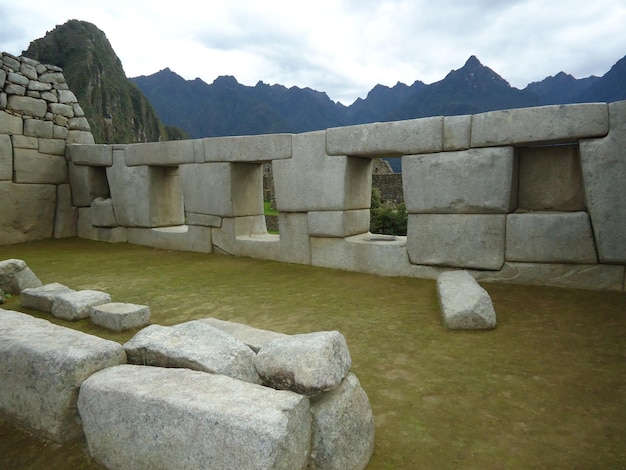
[1,238,625,469]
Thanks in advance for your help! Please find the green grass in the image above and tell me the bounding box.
[264,200,279,216]
[1,238,625,469]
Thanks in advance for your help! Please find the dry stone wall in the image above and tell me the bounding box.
[0,52,95,244]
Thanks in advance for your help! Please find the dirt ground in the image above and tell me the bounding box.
[1,238,625,469]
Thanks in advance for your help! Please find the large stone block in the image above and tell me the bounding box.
[307,209,370,237]
[53,183,77,238]
[309,373,375,470]
[326,117,443,156]
[51,290,112,321]
[20,282,74,312]
[407,214,506,270]
[275,212,311,264]
[38,138,66,156]
[68,162,110,207]
[518,144,585,211]
[90,197,117,227]
[89,302,151,332]
[580,100,626,264]
[443,114,472,151]
[127,225,212,253]
[506,212,598,264]
[0,310,126,443]
[7,95,47,117]
[68,144,113,166]
[78,365,311,470]
[403,147,517,214]
[23,118,54,138]
[13,148,68,184]
[0,259,42,294]
[0,182,56,244]
[471,103,609,147]
[203,133,292,162]
[124,321,261,383]
[197,317,288,353]
[124,140,195,166]
[273,130,372,212]
[437,270,496,329]
[0,134,11,180]
[0,110,23,134]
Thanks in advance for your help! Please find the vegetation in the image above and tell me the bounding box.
[369,188,408,236]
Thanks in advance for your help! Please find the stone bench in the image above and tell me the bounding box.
[437,270,497,329]
[0,309,126,442]
[89,302,151,331]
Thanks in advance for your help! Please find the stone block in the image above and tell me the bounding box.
[518,144,584,211]
[326,117,443,156]
[403,147,517,214]
[68,117,90,131]
[0,134,11,180]
[124,321,260,383]
[76,207,93,239]
[90,302,150,332]
[255,331,352,395]
[211,216,280,259]
[107,153,184,227]
[185,212,222,227]
[78,365,311,469]
[580,100,626,264]
[51,290,112,321]
[0,309,126,443]
[203,133,292,162]
[307,209,370,237]
[437,270,496,329]
[49,103,74,118]
[309,373,375,470]
[127,225,212,253]
[66,130,95,145]
[197,317,288,353]
[506,212,598,264]
[91,226,128,243]
[7,96,47,117]
[53,183,77,239]
[68,144,113,166]
[0,259,42,294]
[20,282,74,312]
[124,140,195,166]
[443,114,472,151]
[90,197,117,227]
[471,103,609,147]
[0,110,23,134]
[68,162,110,207]
[13,148,68,184]
[38,138,66,156]
[23,118,54,138]
[273,130,372,212]
[275,212,311,264]
[0,182,56,244]
[11,135,38,149]
[407,214,506,270]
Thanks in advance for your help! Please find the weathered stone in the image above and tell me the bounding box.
[506,212,597,264]
[307,209,370,237]
[28,80,52,92]
[57,89,77,103]
[211,216,279,258]
[471,103,609,147]
[124,321,261,383]
[0,309,126,443]
[198,317,288,352]
[127,225,212,253]
[51,290,112,321]
[124,139,195,166]
[68,116,90,131]
[4,83,26,96]
[20,282,75,312]
[275,212,312,264]
[42,91,59,103]
[66,130,95,144]
[185,212,222,227]
[0,110,23,134]
[0,134,11,180]
[68,144,113,166]
[7,95,47,117]
[255,331,352,395]
[326,117,443,156]
[7,71,29,86]
[24,118,54,138]
[403,147,517,214]
[53,184,78,239]
[39,72,65,83]
[90,302,151,332]
[1,54,20,71]
[49,102,74,118]
[91,197,117,227]
[53,124,68,139]
[580,100,626,264]
[89,226,129,243]
[309,373,375,470]
[76,207,93,239]
[437,270,496,329]
[0,92,6,109]
[203,133,292,162]
[11,135,38,149]
[0,259,42,294]
[78,365,311,470]
[0,69,5,88]
[0,182,56,244]
[13,148,68,184]
[443,114,472,151]
[518,144,584,211]
[68,163,110,207]
[37,138,66,156]
[20,63,38,81]
[407,214,506,270]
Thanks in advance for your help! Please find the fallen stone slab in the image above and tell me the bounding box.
[309,373,375,470]
[51,289,111,321]
[0,309,126,442]
[89,302,150,332]
[255,331,352,395]
[437,270,496,329]
[0,258,42,294]
[198,317,288,352]
[78,365,311,470]
[124,320,261,384]
[20,282,74,313]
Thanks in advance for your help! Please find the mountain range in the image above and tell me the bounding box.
[132,54,626,139]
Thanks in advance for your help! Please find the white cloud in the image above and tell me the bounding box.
[1,0,624,104]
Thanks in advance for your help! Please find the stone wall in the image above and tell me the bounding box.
[0,53,95,244]
[2,52,625,292]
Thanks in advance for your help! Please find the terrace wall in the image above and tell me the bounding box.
[2,53,625,292]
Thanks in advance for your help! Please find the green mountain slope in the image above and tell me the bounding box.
[22,20,187,144]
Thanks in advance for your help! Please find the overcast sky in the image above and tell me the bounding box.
[1,0,625,105]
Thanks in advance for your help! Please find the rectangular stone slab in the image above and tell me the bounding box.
[0,309,126,442]
[78,365,311,470]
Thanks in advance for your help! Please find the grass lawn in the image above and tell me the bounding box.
[1,238,625,469]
